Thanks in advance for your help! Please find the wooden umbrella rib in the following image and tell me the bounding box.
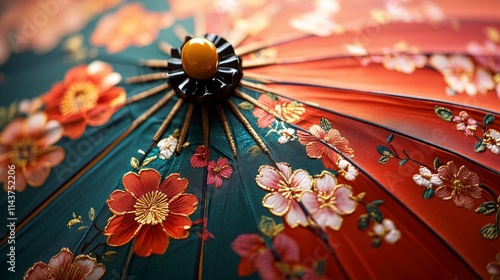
[226,99,269,155]
[0,91,175,245]
[139,59,169,68]
[201,105,210,148]
[234,89,284,122]
[126,72,169,84]
[234,31,308,57]
[215,103,237,157]
[125,84,171,105]
[176,103,194,154]
[158,41,173,56]
[153,98,184,142]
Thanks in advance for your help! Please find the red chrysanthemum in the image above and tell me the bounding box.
[0,113,65,192]
[41,60,126,139]
[104,169,198,257]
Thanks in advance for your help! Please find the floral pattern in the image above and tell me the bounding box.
[91,3,173,53]
[207,157,233,188]
[372,218,401,245]
[158,135,178,159]
[435,161,482,210]
[104,169,198,257]
[253,94,305,128]
[453,111,478,136]
[24,247,105,280]
[298,119,354,170]
[256,162,311,228]
[435,106,499,154]
[362,42,427,74]
[487,253,500,280]
[0,113,64,192]
[42,61,125,139]
[190,145,210,168]
[301,171,357,230]
[430,54,495,96]
[0,0,122,64]
[232,219,326,280]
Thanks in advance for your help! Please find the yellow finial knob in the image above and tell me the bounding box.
[181,37,219,80]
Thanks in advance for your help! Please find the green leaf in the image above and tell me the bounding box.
[386,134,394,143]
[378,155,390,164]
[434,106,454,122]
[376,145,394,156]
[238,101,254,110]
[475,201,498,216]
[358,214,369,230]
[433,157,442,171]
[480,224,499,240]
[266,93,279,101]
[314,260,327,276]
[320,118,332,131]
[370,200,384,206]
[483,113,495,127]
[372,237,382,248]
[399,159,408,166]
[474,141,487,153]
[366,204,384,223]
[246,145,262,156]
[422,188,435,199]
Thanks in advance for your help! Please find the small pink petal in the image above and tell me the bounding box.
[263,193,289,216]
[314,171,336,193]
[285,201,308,227]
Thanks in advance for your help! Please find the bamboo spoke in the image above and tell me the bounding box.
[234,89,284,122]
[226,99,269,155]
[139,59,169,68]
[215,103,237,157]
[126,72,168,84]
[176,103,194,154]
[125,84,170,105]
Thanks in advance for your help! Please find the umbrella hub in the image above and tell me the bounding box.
[181,37,219,80]
[134,190,170,225]
[168,34,243,104]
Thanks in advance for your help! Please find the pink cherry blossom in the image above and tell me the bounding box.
[301,171,357,230]
[452,111,478,136]
[430,54,495,96]
[256,162,312,227]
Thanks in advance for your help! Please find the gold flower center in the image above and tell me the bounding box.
[134,190,170,225]
[277,180,302,200]
[11,138,38,168]
[60,82,100,116]
[318,191,337,211]
[452,179,465,191]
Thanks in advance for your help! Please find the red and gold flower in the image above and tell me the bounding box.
[24,247,105,280]
[436,161,482,210]
[104,169,198,257]
[253,95,305,128]
[190,145,210,168]
[207,157,233,188]
[0,113,64,192]
[41,61,126,139]
[298,124,354,170]
[91,3,173,53]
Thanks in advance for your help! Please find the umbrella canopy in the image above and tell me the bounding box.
[1,0,500,279]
